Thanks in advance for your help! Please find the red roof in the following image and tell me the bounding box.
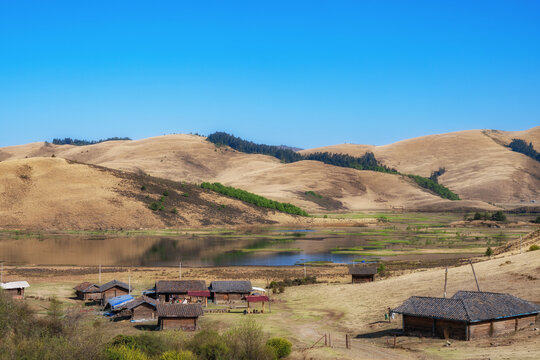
[246,295,269,303]
[188,290,211,297]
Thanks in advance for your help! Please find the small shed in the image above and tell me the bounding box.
[104,294,135,312]
[125,296,157,321]
[155,280,207,302]
[392,291,540,340]
[348,265,377,283]
[157,303,204,331]
[73,282,101,301]
[210,281,252,304]
[98,280,132,302]
[1,281,30,299]
[246,295,270,313]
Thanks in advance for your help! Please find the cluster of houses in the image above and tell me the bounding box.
[73,279,269,331]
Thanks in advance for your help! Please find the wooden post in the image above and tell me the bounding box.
[179,262,182,280]
[99,264,101,285]
[1,262,3,283]
[205,296,208,308]
[469,260,480,291]
[329,333,331,347]
[393,335,396,348]
[443,267,448,298]
[345,334,349,349]
[324,334,327,346]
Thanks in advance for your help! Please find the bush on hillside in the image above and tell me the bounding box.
[266,338,292,359]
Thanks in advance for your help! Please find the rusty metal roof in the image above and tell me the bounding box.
[246,295,269,302]
[156,303,204,318]
[73,282,100,293]
[393,291,540,322]
[156,280,207,294]
[98,280,132,292]
[125,296,157,310]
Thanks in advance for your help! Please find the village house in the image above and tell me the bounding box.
[348,265,377,283]
[209,280,252,304]
[104,294,134,312]
[157,303,204,331]
[73,282,101,301]
[98,280,132,302]
[155,280,207,302]
[125,296,157,321]
[392,291,540,341]
[1,281,30,300]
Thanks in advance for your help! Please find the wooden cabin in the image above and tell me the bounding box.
[187,290,211,306]
[348,265,377,283]
[157,303,203,331]
[155,280,206,303]
[393,291,540,341]
[210,281,252,304]
[98,280,132,302]
[1,281,30,300]
[126,296,157,321]
[73,282,101,301]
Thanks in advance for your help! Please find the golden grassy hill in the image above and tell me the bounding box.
[0,157,309,230]
[0,135,497,213]
[301,127,540,205]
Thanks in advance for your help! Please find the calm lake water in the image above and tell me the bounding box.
[0,224,516,267]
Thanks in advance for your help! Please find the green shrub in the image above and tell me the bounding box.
[163,190,169,196]
[485,247,493,257]
[304,191,322,199]
[224,318,274,360]
[532,216,540,224]
[266,338,292,359]
[183,193,189,197]
[141,185,146,191]
[407,174,460,200]
[377,263,386,276]
[188,329,230,360]
[160,196,165,202]
[529,244,540,251]
[106,345,148,360]
[473,212,482,220]
[201,182,309,216]
[160,350,196,360]
[149,202,160,211]
[491,211,507,222]
[171,208,178,214]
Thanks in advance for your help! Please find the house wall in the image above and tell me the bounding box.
[403,315,434,337]
[516,315,537,330]
[132,304,156,321]
[434,319,467,340]
[102,287,129,301]
[469,315,538,340]
[491,318,518,336]
[5,288,24,299]
[159,317,197,330]
[214,292,247,304]
[468,321,491,339]
[159,293,189,303]
[351,274,374,284]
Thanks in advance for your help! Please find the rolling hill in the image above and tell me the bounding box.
[0,134,501,213]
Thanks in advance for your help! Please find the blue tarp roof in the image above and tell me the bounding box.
[105,295,134,310]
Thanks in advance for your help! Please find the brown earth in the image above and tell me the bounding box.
[0,132,505,213]
[3,157,371,230]
[300,127,540,207]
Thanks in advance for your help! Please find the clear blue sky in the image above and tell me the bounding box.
[1,1,539,149]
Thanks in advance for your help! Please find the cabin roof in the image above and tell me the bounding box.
[125,296,157,310]
[73,282,100,293]
[210,280,252,293]
[156,303,204,318]
[1,281,30,290]
[155,280,206,294]
[246,295,269,303]
[104,295,135,310]
[188,290,211,297]
[392,291,540,322]
[98,280,132,292]
[348,265,377,275]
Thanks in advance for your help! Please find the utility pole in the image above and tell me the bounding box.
[128,270,131,296]
[99,264,102,285]
[520,235,522,254]
[304,262,307,278]
[469,260,480,291]
[179,262,182,280]
[443,267,448,298]
[1,262,3,283]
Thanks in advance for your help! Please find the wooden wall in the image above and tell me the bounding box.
[159,317,198,331]
[351,275,374,284]
[4,288,24,300]
[469,315,538,339]
[214,293,247,304]
[132,304,156,321]
[102,287,129,301]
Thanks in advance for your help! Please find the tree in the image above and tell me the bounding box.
[485,247,493,257]
[491,211,507,222]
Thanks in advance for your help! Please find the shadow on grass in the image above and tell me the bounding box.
[134,324,159,331]
[355,329,403,339]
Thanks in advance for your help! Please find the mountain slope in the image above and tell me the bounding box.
[0,157,305,230]
[300,127,540,205]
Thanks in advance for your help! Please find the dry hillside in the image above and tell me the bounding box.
[0,135,500,213]
[0,157,310,230]
[301,127,540,205]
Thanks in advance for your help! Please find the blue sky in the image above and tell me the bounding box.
[1,1,539,149]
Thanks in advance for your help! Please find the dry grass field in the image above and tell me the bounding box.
[7,229,540,360]
[3,128,534,213]
[300,127,540,206]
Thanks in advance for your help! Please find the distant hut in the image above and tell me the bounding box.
[246,295,270,313]
[104,294,135,312]
[157,303,204,331]
[125,296,157,321]
[0,281,30,300]
[187,290,211,307]
[73,282,101,301]
[210,281,252,304]
[98,280,132,302]
[348,265,377,283]
[155,280,207,303]
[392,291,540,340]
